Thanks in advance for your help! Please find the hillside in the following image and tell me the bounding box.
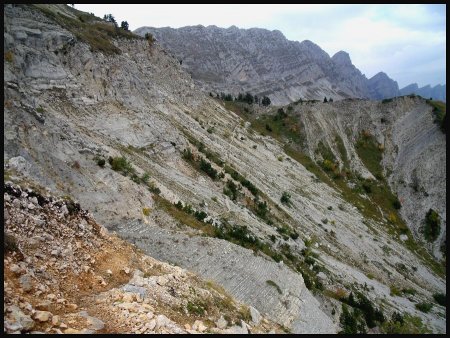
[134,25,401,105]
[4,4,446,334]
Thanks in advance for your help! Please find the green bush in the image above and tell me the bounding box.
[187,301,205,315]
[109,156,133,175]
[342,291,385,329]
[182,148,194,161]
[97,158,106,167]
[255,200,269,219]
[199,158,218,179]
[380,312,431,334]
[432,293,446,306]
[339,304,367,334]
[423,209,440,242]
[223,180,238,201]
[415,302,433,313]
[194,210,208,222]
[392,197,401,209]
[280,191,291,205]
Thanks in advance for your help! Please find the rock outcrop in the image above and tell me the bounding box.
[134,25,401,104]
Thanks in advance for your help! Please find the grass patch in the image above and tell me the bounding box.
[415,302,433,313]
[154,195,216,237]
[355,130,383,180]
[380,312,432,334]
[426,100,446,133]
[33,4,141,55]
[4,50,14,63]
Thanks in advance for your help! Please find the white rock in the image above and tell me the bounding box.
[249,306,261,324]
[215,315,228,329]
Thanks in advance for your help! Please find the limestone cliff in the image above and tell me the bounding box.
[4,4,446,334]
[134,25,401,104]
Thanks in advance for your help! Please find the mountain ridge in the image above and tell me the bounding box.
[135,24,406,104]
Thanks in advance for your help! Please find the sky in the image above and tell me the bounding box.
[75,4,446,88]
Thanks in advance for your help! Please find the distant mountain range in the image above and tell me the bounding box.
[135,25,445,104]
[399,83,446,102]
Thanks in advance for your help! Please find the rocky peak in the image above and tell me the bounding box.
[367,72,400,99]
[332,51,352,65]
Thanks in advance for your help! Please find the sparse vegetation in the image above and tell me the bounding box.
[426,100,446,133]
[355,130,383,180]
[34,4,141,55]
[432,293,446,307]
[380,312,432,334]
[415,302,433,313]
[97,158,106,167]
[280,191,291,206]
[423,209,440,242]
[4,50,14,63]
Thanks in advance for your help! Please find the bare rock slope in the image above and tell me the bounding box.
[4,4,446,334]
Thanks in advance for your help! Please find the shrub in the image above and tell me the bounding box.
[183,204,194,214]
[147,181,161,195]
[339,304,367,334]
[199,158,218,179]
[174,201,183,210]
[380,312,431,334]
[432,293,446,306]
[194,210,208,222]
[182,148,194,161]
[223,180,238,201]
[187,301,205,315]
[362,182,372,194]
[207,126,214,134]
[142,207,151,216]
[415,302,433,313]
[280,191,291,205]
[392,197,401,209]
[140,172,150,184]
[342,291,385,329]
[109,156,133,175]
[423,209,440,242]
[97,158,106,167]
[255,200,269,219]
[265,124,273,132]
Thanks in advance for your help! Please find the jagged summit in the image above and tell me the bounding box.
[332,50,352,65]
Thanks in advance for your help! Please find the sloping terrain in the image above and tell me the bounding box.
[4,4,446,334]
[134,25,401,104]
[4,182,281,334]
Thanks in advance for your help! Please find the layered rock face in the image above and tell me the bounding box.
[400,83,446,102]
[4,4,446,334]
[134,25,401,104]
